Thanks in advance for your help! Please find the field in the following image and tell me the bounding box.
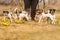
[0,5,60,40]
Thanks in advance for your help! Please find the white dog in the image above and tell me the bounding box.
[3,11,13,22]
[12,7,19,20]
[38,10,55,24]
[19,11,30,21]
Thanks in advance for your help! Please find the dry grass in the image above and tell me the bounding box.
[0,5,60,40]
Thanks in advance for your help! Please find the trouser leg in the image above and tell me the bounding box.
[24,0,39,21]
[24,0,30,10]
[31,0,39,20]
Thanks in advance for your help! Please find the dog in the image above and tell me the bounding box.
[12,7,20,20]
[48,9,56,15]
[13,7,30,21]
[47,9,56,24]
[3,11,13,22]
[18,10,30,21]
[36,9,56,24]
[35,9,43,21]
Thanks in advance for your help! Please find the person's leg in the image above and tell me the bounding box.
[24,0,31,10]
[31,0,39,20]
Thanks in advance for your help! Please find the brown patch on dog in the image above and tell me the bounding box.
[36,9,43,15]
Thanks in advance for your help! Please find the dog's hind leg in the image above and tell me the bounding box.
[47,17,51,23]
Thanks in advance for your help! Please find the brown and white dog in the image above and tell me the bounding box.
[3,10,13,22]
[47,9,56,24]
[36,9,56,24]
[13,7,30,21]
[18,10,30,21]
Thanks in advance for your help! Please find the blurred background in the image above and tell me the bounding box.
[0,0,60,9]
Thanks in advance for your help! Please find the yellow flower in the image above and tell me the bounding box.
[1,21,10,26]
[14,20,25,24]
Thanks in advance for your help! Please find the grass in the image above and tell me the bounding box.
[56,10,60,13]
[0,21,60,40]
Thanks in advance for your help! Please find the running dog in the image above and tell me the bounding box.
[36,9,56,24]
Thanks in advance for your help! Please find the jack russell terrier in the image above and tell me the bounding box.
[18,11,30,21]
[3,11,13,22]
[36,9,56,24]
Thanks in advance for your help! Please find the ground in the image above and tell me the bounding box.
[0,5,60,40]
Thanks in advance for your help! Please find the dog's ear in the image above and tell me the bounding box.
[52,9,56,13]
[3,11,9,14]
[36,9,43,14]
[53,9,56,11]
[3,11,5,13]
[19,11,22,13]
[7,11,9,13]
[6,11,9,14]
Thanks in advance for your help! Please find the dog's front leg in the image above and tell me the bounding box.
[4,16,6,21]
[50,16,55,24]
[4,14,6,21]
[52,20,55,24]
[52,16,55,24]
[38,16,42,23]
[10,17,12,22]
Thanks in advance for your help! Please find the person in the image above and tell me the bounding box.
[24,0,39,21]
